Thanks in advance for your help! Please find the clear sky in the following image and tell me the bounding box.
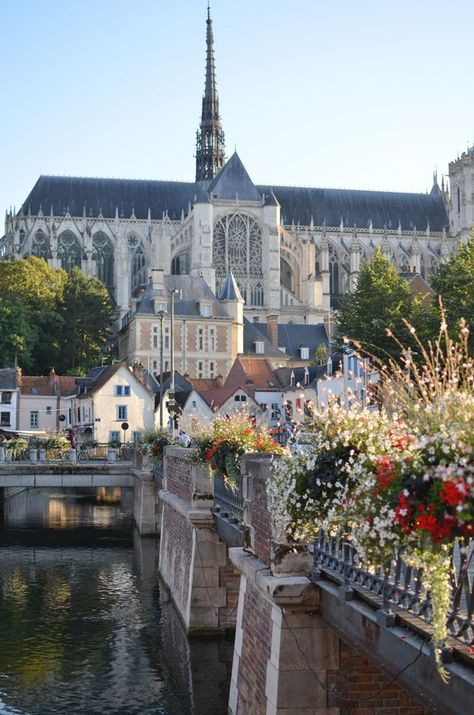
[1,0,474,219]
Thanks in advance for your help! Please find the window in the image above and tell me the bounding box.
[68,408,72,425]
[153,326,159,349]
[1,412,10,426]
[209,360,215,378]
[115,385,131,396]
[192,400,197,408]
[198,361,204,378]
[164,359,170,371]
[198,328,204,351]
[46,406,52,415]
[152,360,158,373]
[296,398,302,411]
[109,431,120,443]
[209,328,216,352]
[457,186,461,215]
[201,303,210,317]
[234,394,247,402]
[1,392,12,404]
[117,405,127,421]
[77,407,81,423]
[255,340,264,354]
[30,411,39,428]
[300,347,309,360]
[164,327,170,350]
[132,431,141,443]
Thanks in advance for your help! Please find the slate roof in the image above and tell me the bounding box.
[243,319,287,359]
[0,368,18,390]
[20,161,449,232]
[254,323,328,360]
[275,365,327,388]
[135,274,230,319]
[208,152,262,202]
[218,272,243,301]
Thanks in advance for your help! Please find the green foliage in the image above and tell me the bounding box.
[336,248,420,363]
[0,259,114,375]
[311,344,328,365]
[430,236,474,348]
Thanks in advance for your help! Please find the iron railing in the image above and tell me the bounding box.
[312,530,474,655]
[0,442,136,464]
[213,473,244,524]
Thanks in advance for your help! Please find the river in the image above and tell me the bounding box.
[0,488,232,715]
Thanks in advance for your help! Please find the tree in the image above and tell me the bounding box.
[0,295,37,370]
[336,248,420,363]
[431,235,474,348]
[58,268,114,374]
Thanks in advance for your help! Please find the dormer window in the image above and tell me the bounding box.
[300,346,309,360]
[278,346,286,354]
[255,340,264,354]
[199,301,211,317]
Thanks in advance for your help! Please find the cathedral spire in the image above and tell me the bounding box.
[195,3,226,181]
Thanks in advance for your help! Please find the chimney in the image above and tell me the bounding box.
[132,362,146,387]
[216,373,224,387]
[266,313,279,348]
[151,267,165,292]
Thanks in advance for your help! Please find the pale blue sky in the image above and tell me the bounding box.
[1,0,473,218]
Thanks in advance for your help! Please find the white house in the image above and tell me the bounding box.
[0,368,20,433]
[70,363,155,445]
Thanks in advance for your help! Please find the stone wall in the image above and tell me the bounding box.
[158,447,240,634]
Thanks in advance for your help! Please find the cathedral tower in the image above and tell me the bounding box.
[195,4,226,181]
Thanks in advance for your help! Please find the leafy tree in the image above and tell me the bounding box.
[311,344,328,365]
[58,268,114,374]
[336,248,421,363]
[0,259,114,374]
[431,235,474,348]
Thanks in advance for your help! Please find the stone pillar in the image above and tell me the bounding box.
[159,447,238,634]
[349,241,361,291]
[133,455,158,535]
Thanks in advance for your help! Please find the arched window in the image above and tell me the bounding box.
[171,250,190,275]
[213,213,263,307]
[280,257,294,293]
[128,235,146,290]
[92,232,114,287]
[31,230,51,260]
[329,245,339,296]
[457,186,461,215]
[58,231,81,272]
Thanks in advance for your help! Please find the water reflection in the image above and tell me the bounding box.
[0,488,231,715]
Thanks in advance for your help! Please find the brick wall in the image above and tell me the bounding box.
[160,502,193,617]
[165,453,194,504]
[236,579,273,715]
[327,641,432,715]
[242,455,273,566]
[218,561,240,631]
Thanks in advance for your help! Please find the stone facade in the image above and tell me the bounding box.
[0,10,468,339]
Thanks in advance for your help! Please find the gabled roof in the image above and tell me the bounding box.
[197,384,256,410]
[208,152,262,202]
[224,356,283,391]
[186,377,222,392]
[275,364,327,388]
[76,362,152,398]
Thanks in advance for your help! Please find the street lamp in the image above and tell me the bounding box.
[167,288,180,435]
[157,309,168,430]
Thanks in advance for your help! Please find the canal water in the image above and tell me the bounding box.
[0,488,232,715]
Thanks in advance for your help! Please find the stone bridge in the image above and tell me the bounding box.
[147,447,474,715]
[0,462,134,488]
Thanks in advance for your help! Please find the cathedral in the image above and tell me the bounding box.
[1,7,473,330]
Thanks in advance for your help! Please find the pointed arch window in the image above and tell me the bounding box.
[280,257,294,293]
[213,213,263,307]
[58,231,81,272]
[92,232,114,287]
[128,235,146,290]
[31,230,51,260]
[171,250,190,275]
[329,245,339,296]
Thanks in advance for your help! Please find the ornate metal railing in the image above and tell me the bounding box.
[213,473,244,525]
[312,530,474,656]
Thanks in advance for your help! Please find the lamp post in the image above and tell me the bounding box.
[157,309,167,430]
[167,288,180,435]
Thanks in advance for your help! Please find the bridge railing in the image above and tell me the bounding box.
[0,442,136,463]
[213,472,244,524]
[312,529,474,662]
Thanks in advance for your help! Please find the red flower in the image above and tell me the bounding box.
[440,480,468,507]
[375,456,397,489]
